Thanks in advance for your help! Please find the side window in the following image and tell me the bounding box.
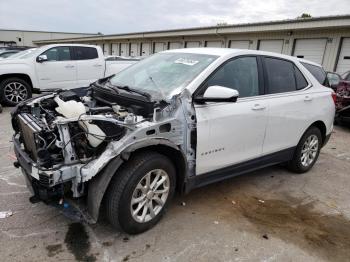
[301,62,328,86]
[74,47,98,60]
[294,66,308,90]
[205,57,259,98]
[42,47,71,61]
[264,58,297,94]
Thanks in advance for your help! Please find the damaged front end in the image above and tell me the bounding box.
[11,80,195,222]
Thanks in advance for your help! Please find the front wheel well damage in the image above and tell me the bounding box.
[88,144,187,223]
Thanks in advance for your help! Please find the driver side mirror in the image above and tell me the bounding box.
[194,85,239,103]
[36,54,48,63]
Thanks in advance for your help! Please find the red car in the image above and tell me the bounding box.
[327,71,350,124]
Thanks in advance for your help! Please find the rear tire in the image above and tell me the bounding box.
[105,151,176,234]
[287,126,322,174]
[0,77,32,106]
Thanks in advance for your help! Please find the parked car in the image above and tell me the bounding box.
[0,50,21,59]
[11,48,335,234]
[0,44,139,106]
[4,48,38,59]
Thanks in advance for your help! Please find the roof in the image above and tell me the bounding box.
[163,47,320,65]
[34,14,350,44]
[0,28,97,35]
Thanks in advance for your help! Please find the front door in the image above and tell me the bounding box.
[195,56,268,175]
[35,46,77,90]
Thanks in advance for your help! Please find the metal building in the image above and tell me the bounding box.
[0,29,97,47]
[35,15,350,73]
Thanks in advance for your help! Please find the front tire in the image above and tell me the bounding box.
[287,126,322,173]
[105,151,176,234]
[0,78,32,106]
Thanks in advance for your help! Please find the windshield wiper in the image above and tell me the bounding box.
[106,82,151,101]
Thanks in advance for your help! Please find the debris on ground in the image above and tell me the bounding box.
[231,200,236,205]
[181,202,186,206]
[214,221,219,225]
[258,199,265,203]
[262,234,269,240]
[0,211,13,218]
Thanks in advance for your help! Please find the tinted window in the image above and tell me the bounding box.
[205,57,259,97]
[42,47,71,61]
[294,66,308,90]
[74,47,98,60]
[264,58,297,93]
[301,62,328,86]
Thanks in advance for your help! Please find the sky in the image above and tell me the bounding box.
[0,0,349,34]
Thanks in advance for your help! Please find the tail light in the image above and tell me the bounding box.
[331,92,337,105]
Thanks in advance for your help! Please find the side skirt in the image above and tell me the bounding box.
[185,147,295,193]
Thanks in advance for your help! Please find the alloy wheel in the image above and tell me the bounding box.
[130,169,170,223]
[300,134,319,167]
[4,82,28,104]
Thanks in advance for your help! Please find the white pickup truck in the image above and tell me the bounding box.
[0,44,139,106]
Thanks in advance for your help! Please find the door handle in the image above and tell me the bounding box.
[64,65,75,68]
[251,104,266,110]
[304,95,313,102]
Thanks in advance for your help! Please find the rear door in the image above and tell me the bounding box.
[195,56,268,174]
[261,57,311,155]
[35,46,77,89]
[73,46,104,87]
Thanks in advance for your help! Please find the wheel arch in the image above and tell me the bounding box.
[309,120,327,145]
[87,139,188,223]
[0,73,33,90]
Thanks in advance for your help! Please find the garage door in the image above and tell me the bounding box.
[205,41,222,47]
[111,43,119,55]
[141,43,151,56]
[229,40,250,49]
[120,43,128,56]
[259,40,284,53]
[186,41,201,48]
[104,43,111,55]
[336,38,350,74]
[130,43,138,56]
[169,42,182,49]
[154,42,166,53]
[293,39,327,65]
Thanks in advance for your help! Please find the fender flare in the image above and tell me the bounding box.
[87,138,185,223]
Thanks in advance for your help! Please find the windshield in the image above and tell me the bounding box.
[6,48,37,59]
[109,52,218,99]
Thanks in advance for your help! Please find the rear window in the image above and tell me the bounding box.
[74,47,98,60]
[301,62,329,87]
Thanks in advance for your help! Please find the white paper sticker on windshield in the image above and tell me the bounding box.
[174,58,199,66]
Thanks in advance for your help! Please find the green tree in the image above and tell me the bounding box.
[298,13,312,19]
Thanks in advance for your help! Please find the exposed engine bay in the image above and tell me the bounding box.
[11,81,196,219]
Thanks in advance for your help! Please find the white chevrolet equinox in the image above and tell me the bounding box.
[12,48,335,234]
